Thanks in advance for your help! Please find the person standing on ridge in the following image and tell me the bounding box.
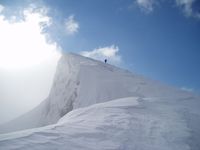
[104,59,107,63]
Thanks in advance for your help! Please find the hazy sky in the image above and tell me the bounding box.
[0,0,200,93]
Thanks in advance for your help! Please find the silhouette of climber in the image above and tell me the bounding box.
[104,59,107,63]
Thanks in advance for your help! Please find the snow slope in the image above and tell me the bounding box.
[0,96,200,150]
[0,53,189,132]
[0,53,200,150]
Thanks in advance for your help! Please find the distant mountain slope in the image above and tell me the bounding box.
[0,53,198,135]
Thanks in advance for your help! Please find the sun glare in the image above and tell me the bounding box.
[0,7,61,70]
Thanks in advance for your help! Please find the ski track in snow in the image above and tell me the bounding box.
[0,53,200,150]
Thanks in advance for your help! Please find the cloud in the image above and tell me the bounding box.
[0,5,61,70]
[181,86,194,92]
[65,15,79,35]
[0,4,61,124]
[0,4,4,13]
[80,45,122,65]
[135,0,158,13]
[133,0,200,19]
[176,0,200,19]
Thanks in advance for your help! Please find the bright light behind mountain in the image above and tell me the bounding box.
[0,7,61,70]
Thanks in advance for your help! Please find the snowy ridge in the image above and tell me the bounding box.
[0,53,189,133]
[0,53,200,150]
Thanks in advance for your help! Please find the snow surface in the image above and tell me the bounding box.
[0,53,200,150]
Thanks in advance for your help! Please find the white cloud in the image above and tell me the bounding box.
[135,0,158,13]
[181,86,194,92]
[134,0,200,19]
[0,5,61,124]
[176,0,200,19]
[65,15,79,35]
[80,45,122,65]
[0,5,61,70]
[0,4,4,13]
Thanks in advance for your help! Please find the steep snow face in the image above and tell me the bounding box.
[0,53,197,133]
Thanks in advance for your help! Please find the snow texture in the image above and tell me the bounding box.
[0,53,200,150]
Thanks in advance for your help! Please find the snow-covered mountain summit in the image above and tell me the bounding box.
[0,53,200,150]
[0,53,187,132]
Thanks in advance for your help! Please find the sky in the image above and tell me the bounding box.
[0,0,199,94]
